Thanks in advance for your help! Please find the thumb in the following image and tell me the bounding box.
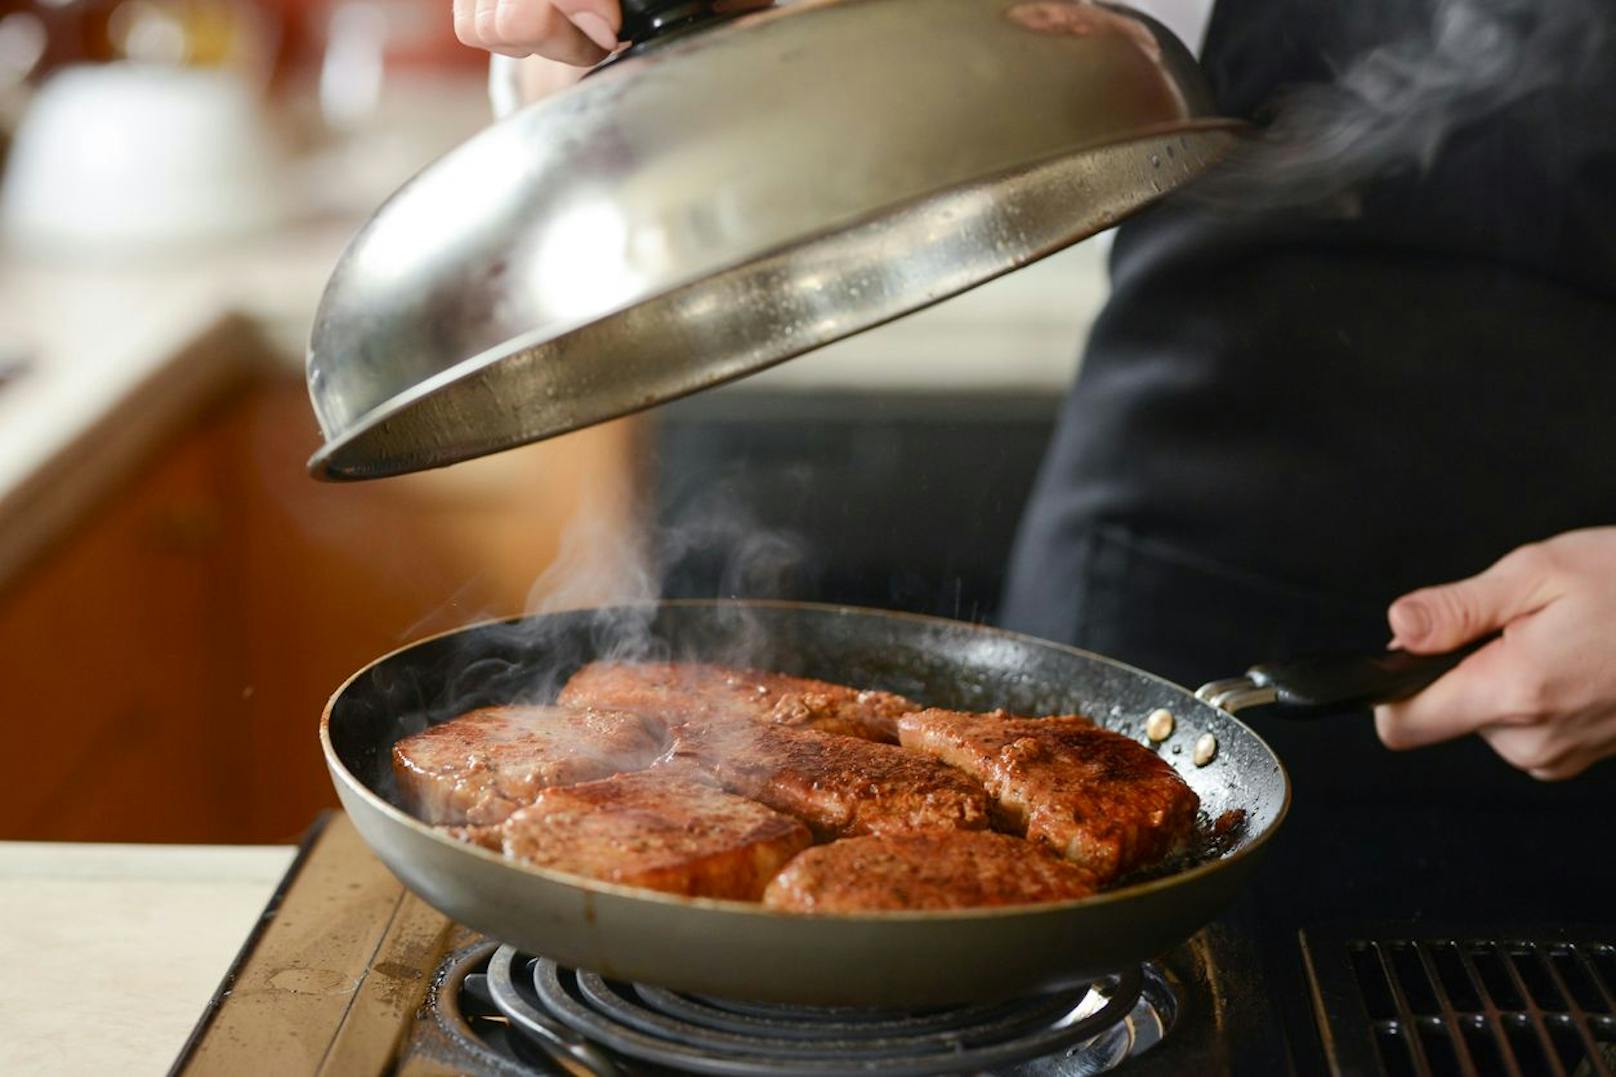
[552,0,622,48]
[1389,544,1560,653]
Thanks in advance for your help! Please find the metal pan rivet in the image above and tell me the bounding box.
[1145,708,1174,742]
[1193,732,1218,767]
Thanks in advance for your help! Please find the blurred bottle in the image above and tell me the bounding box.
[299,0,489,215]
[1,0,275,80]
[316,0,481,130]
[109,0,274,74]
[0,0,109,79]
[0,5,48,139]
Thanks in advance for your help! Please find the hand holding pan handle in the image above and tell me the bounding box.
[1196,635,1498,715]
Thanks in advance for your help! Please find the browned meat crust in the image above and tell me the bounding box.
[438,824,504,851]
[392,706,668,826]
[674,716,990,839]
[498,770,811,900]
[763,831,1099,912]
[558,661,915,742]
[897,710,1199,882]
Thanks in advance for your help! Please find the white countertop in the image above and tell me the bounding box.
[0,225,350,589]
[0,841,296,1074]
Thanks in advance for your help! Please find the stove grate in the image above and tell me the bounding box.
[1303,928,1616,1077]
[458,943,1176,1076]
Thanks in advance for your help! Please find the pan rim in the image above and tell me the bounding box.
[320,598,1292,923]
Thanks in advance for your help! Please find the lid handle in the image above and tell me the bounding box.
[618,0,728,46]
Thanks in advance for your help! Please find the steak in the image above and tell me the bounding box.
[392,705,668,826]
[763,831,1099,913]
[897,710,1199,882]
[498,769,811,900]
[674,716,990,839]
[558,661,915,742]
[439,823,503,851]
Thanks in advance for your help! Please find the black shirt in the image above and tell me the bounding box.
[1004,0,1616,679]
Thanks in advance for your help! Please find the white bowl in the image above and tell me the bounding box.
[2,63,285,254]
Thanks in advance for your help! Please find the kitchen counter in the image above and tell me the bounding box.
[0,840,295,1074]
[0,226,350,590]
[0,222,1106,594]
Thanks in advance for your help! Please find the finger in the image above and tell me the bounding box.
[1478,724,1584,780]
[453,0,478,46]
[1374,635,1515,750]
[532,23,609,65]
[474,0,502,44]
[1389,544,1561,654]
[552,0,622,50]
[495,0,610,64]
[1529,758,1593,782]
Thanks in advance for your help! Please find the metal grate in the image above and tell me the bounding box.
[1303,928,1616,1077]
[450,943,1178,1076]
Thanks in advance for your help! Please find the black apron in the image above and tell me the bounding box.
[1002,0,1616,810]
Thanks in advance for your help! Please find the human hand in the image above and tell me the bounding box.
[1374,527,1616,780]
[454,0,622,65]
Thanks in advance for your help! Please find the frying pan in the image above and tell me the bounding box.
[322,600,1467,1008]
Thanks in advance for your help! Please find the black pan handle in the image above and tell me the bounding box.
[1196,636,1497,716]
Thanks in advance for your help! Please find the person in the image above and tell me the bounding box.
[448,0,1616,787]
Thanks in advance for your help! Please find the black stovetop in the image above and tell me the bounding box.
[1235,736,1616,1075]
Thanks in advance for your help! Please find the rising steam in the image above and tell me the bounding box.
[1195,0,1608,210]
[392,482,809,731]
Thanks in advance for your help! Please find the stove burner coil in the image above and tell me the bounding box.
[467,944,1174,1076]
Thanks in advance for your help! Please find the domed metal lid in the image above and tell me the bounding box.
[306,0,1238,480]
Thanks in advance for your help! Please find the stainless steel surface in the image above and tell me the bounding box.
[306,0,1240,479]
[321,601,1289,1006]
[0,347,31,387]
[1196,676,1279,713]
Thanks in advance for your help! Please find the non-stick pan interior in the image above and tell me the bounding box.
[328,601,1286,865]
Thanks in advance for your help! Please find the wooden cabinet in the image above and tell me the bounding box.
[0,370,643,843]
[0,402,246,842]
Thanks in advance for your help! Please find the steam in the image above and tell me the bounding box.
[1194,0,1608,211]
[525,482,805,619]
[402,481,809,726]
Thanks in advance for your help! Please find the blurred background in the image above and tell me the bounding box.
[0,0,1108,844]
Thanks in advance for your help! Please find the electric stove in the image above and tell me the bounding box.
[170,813,1613,1076]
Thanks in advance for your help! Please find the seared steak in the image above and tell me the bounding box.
[674,716,990,839]
[897,710,1199,882]
[498,769,811,899]
[558,661,915,742]
[438,823,503,851]
[763,831,1099,912]
[392,705,667,825]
